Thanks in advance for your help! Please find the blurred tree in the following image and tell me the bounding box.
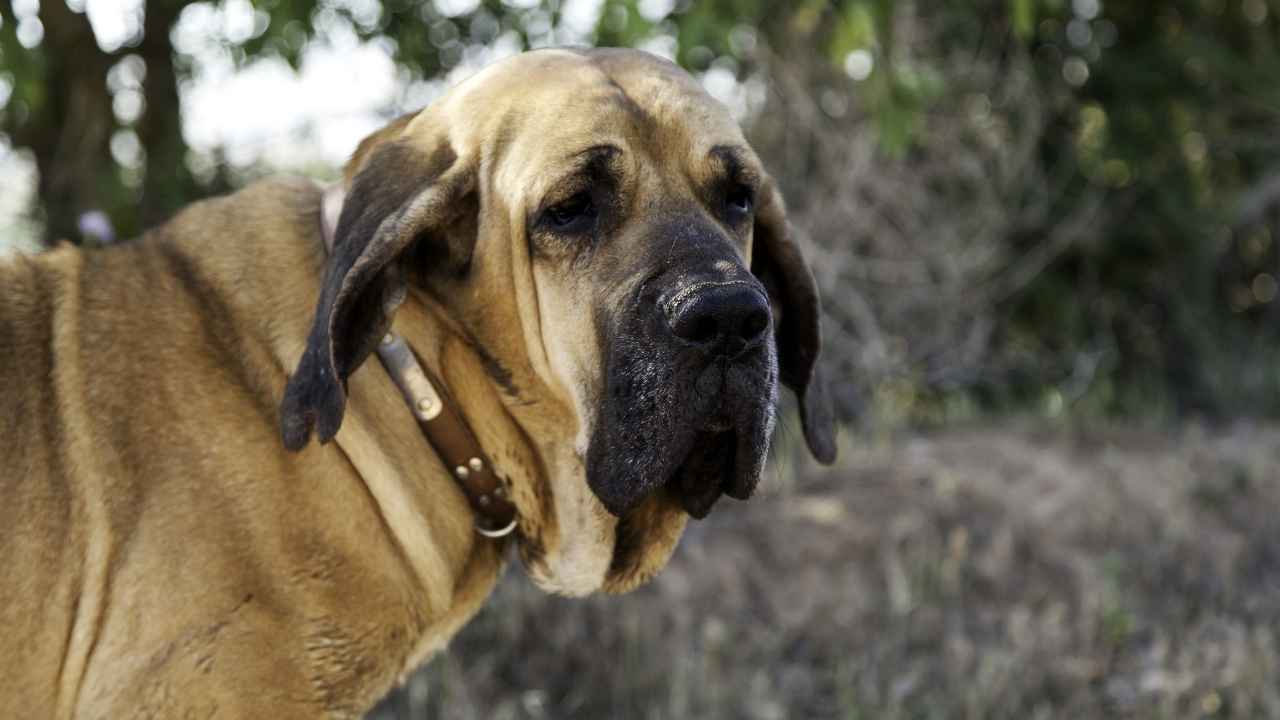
[2,0,205,243]
[2,0,1279,419]
[1034,0,1280,416]
[2,0,119,243]
[0,0,543,244]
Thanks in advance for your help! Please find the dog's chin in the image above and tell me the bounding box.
[668,429,737,518]
[588,405,771,520]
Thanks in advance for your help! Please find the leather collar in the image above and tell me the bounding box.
[319,185,517,538]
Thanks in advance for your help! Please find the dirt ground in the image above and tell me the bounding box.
[370,423,1280,719]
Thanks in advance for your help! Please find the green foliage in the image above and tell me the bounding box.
[596,0,943,153]
[1010,0,1037,40]
[1012,0,1280,417]
[3,0,1279,419]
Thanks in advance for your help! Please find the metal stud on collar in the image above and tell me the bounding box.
[455,458,483,481]
[378,333,444,422]
[417,397,438,417]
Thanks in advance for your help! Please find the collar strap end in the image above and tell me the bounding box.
[319,184,517,539]
[374,335,518,538]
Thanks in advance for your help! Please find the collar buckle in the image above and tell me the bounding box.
[476,519,519,538]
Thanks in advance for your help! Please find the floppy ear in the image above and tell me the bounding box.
[751,178,837,464]
[280,117,475,451]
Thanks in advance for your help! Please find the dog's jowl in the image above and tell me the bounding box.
[0,48,834,719]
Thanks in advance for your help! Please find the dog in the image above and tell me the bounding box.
[0,47,834,718]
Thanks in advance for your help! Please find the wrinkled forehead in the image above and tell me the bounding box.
[438,49,753,202]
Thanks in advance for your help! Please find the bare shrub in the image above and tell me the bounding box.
[745,6,1106,422]
[373,424,1280,719]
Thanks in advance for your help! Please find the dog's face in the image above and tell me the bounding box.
[281,48,834,594]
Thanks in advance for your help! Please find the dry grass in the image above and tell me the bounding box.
[370,423,1280,719]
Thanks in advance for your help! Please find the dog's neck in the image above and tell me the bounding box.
[319,185,518,538]
[319,184,344,254]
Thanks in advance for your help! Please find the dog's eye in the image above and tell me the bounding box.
[545,192,597,232]
[726,185,754,217]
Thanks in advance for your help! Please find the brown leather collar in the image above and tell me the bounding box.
[319,185,517,538]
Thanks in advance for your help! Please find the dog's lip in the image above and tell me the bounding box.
[668,429,736,518]
[703,415,734,432]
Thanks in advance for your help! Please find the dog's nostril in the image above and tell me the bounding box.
[740,306,770,345]
[687,315,720,345]
[667,283,771,357]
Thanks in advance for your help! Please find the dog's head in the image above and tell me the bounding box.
[280,48,835,594]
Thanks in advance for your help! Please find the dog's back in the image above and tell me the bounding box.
[0,245,88,713]
[0,178,408,717]
[0,188,298,714]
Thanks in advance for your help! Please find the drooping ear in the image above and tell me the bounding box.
[280,117,475,451]
[751,177,837,464]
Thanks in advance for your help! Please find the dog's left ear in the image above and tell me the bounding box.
[751,177,837,464]
[280,115,476,451]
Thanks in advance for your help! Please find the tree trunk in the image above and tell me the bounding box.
[136,0,198,233]
[23,1,118,246]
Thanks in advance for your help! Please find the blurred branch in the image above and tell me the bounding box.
[980,193,1108,305]
[1234,169,1280,229]
[39,0,113,66]
[743,6,1110,415]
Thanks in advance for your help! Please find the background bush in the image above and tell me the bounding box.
[4,0,1278,424]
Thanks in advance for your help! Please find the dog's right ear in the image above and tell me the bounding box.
[751,176,837,465]
[280,114,476,451]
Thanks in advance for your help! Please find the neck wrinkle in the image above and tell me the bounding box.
[254,208,488,616]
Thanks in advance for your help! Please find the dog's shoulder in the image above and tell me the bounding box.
[158,175,325,250]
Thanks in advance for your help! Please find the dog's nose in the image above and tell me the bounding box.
[665,282,771,357]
